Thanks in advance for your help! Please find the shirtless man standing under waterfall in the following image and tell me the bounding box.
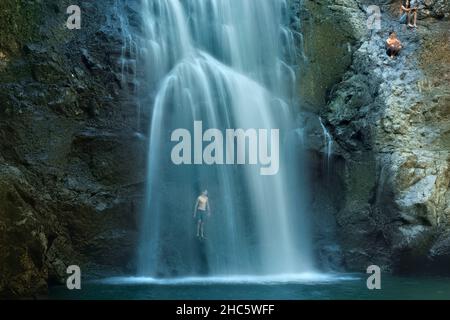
[193,190,211,240]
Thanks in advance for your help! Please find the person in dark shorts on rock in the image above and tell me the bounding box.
[401,0,419,28]
[386,31,403,59]
[408,0,419,28]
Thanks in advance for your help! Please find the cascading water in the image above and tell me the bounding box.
[319,117,334,172]
[138,0,313,278]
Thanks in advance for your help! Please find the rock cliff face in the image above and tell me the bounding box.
[292,0,450,273]
[0,0,145,297]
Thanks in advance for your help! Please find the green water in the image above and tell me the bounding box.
[49,274,450,300]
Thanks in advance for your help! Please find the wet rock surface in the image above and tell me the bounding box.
[1,0,146,297]
[294,0,450,273]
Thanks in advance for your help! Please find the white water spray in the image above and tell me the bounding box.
[138,0,313,278]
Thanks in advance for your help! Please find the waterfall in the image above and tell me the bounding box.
[138,0,313,277]
[319,117,333,172]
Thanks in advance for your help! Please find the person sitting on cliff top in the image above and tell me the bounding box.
[386,31,403,59]
[401,0,419,28]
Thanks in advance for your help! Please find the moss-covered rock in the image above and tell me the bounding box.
[1,0,146,298]
[291,0,367,110]
[0,0,40,55]
[0,164,48,298]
